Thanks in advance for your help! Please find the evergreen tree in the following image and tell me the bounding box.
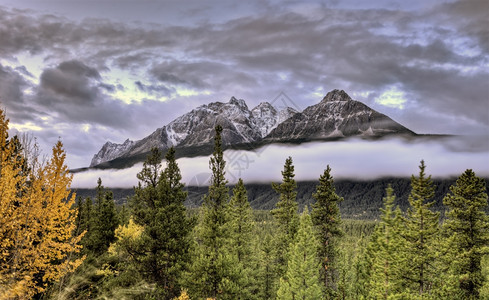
[255,234,278,300]
[83,178,119,256]
[271,156,299,278]
[131,147,193,299]
[277,208,322,300]
[311,165,343,297]
[95,179,119,254]
[442,169,489,299]
[80,197,93,248]
[400,160,440,296]
[189,125,238,299]
[367,185,404,299]
[227,178,257,299]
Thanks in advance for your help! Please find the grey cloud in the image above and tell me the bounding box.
[39,60,102,103]
[436,0,489,53]
[0,64,40,122]
[1,0,488,167]
[14,66,34,78]
[134,80,175,96]
[149,59,258,91]
[98,83,116,93]
[113,52,155,71]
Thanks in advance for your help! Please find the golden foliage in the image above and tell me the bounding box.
[108,218,144,256]
[173,290,191,300]
[0,108,84,299]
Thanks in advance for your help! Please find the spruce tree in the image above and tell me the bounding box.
[311,165,343,297]
[131,147,193,299]
[368,185,404,299]
[189,125,238,299]
[95,179,119,254]
[400,160,440,296]
[271,156,299,278]
[81,179,119,256]
[227,178,257,300]
[442,169,489,299]
[255,234,278,300]
[276,208,322,300]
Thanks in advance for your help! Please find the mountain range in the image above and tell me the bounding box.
[89,89,416,169]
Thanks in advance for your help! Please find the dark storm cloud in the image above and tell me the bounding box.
[31,60,143,133]
[39,60,101,103]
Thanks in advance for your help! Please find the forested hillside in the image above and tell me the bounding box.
[74,177,488,219]
[2,111,489,299]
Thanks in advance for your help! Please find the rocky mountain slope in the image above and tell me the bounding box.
[90,96,297,167]
[90,89,416,168]
[265,89,414,142]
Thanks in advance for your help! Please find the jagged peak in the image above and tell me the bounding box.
[102,140,115,147]
[252,101,275,110]
[229,96,248,109]
[321,89,352,102]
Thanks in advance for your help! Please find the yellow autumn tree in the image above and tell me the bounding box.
[0,108,84,299]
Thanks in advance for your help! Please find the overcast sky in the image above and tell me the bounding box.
[0,0,488,175]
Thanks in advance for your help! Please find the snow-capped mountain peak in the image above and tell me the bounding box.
[89,90,416,168]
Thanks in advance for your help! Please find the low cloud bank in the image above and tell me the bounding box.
[72,137,489,189]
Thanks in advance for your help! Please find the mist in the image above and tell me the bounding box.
[71,137,489,189]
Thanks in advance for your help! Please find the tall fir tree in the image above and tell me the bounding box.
[311,165,343,297]
[367,185,404,299]
[227,178,257,299]
[271,156,299,279]
[78,178,119,257]
[92,178,119,255]
[255,234,278,300]
[189,125,238,299]
[131,147,193,299]
[442,169,489,299]
[77,197,93,255]
[276,208,323,300]
[400,160,440,297]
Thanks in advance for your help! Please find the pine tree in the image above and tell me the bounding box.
[255,234,278,300]
[131,146,193,299]
[78,197,93,255]
[311,165,343,297]
[227,178,257,299]
[442,169,489,299]
[0,108,83,299]
[86,178,119,256]
[189,125,238,299]
[367,185,404,299]
[271,156,299,278]
[400,160,440,296]
[276,208,322,300]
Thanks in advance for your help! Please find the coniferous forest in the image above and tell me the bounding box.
[1,109,489,299]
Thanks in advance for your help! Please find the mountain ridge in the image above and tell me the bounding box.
[89,89,416,169]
